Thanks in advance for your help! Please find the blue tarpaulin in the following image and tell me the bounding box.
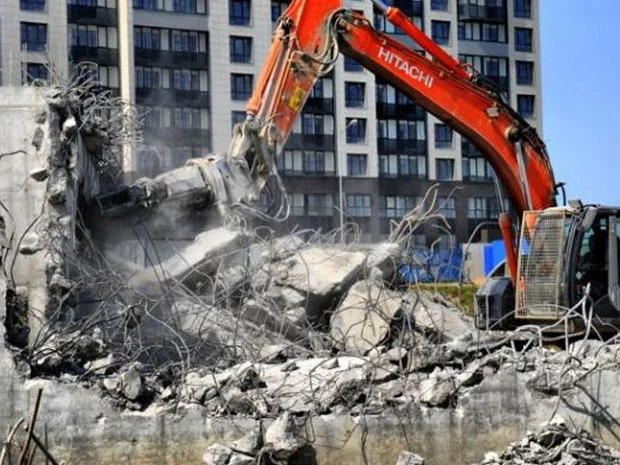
[399,247,463,283]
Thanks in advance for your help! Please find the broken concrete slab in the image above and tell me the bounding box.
[412,293,474,341]
[330,280,404,355]
[263,412,305,461]
[396,451,425,465]
[203,444,232,465]
[418,369,456,407]
[364,242,402,283]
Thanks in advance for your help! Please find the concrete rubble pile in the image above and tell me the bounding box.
[473,420,620,465]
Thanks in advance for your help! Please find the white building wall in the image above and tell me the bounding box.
[0,0,68,86]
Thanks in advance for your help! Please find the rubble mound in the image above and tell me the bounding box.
[475,422,620,465]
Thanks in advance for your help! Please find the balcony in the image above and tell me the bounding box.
[134,49,209,68]
[376,102,426,120]
[377,138,427,155]
[303,97,334,114]
[457,4,506,23]
[136,88,210,107]
[70,46,118,66]
[67,5,117,25]
[287,134,335,151]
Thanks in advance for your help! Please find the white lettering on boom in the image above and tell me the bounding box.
[377,46,434,89]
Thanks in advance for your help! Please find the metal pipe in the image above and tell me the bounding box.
[382,6,470,80]
[370,0,389,13]
[499,213,518,286]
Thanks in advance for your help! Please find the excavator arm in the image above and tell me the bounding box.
[235,0,557,216]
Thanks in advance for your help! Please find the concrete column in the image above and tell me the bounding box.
[117,0,136,177]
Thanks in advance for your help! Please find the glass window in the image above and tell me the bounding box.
[21,22,47,52]
[381,196,420,218]
[435,124,453,149]
[173,0,197,13]
[230,36,252,63]
[458,21,506,43]
[516,61,534,85]
[307,194,333,217]
[431,20,450,45]
[231,73,253,100]
[134,0,158,10]
[436,158,455,180]
[517,94,535,118]
[468,197,487,219]
[271,0,289,22]
[431,0,448,11]
[134,27,161,50]
[302,114,324,135]
[171,30,199,52]
[380,154,426,178]
[231,111,246,131]
[229,0,251,26]
[20,0,45,11]
[346,195,371,218]
[514,0,531,18]
[345,82,365,107]
[346,118,366,143]
[347,154,367,176]
[344,56,363,72]
[439,197,456,218]
[24,63,48,84]
[515,27,533,52]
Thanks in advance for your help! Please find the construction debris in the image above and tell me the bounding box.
[473,421,620,465]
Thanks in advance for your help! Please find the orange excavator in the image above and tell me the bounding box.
[96,0,620,331]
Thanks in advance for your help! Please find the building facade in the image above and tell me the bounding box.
[0,0,542,245]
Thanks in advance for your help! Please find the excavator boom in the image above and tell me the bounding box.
[240,0,557,216]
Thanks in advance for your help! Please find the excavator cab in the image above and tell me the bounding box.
[476,205,620,333]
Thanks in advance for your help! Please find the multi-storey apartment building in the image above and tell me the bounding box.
[0,0,542,245]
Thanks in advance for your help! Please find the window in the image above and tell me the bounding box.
[173,107,201,129]
[468,197,487,219]
[21,0,45,11]
[287,194,305,216]
[24,63,48,84]
[515,27,533,52]
[134,27,161,50]
[431,0,448,11]
[21,23,47,52]
[134,0,158,10]
[458,21,506,43]
[172,30,199,52]
[68,0,97,5]
[231,111,246,131]
[438,197,456,218]
[460,54,509,92]
[141,106,162,129]
[517,94,535,118]
[346,118,366,143]
[135,67,162,89]
[431,21,450,45]
[231,73,253,100]
[172,69,199,90]
[436,158,455,180]
[302,114,324,135]
[345,82,365,107]
[347,154,367,176]
[462,157,493,181]
[347,195,371,217]
[69,24,98,47]
[230,36,252,63]
[380,154,427,178]
[514,0,531,18]
[344,56,363,72]
[307,194,333,216]
[435,124,453,148]
[271,1,289,22]
[229,0,251,26]
[173,0,197,13]
[277,150,334,175]
[381,196,420,218]
[516,61,534,85]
